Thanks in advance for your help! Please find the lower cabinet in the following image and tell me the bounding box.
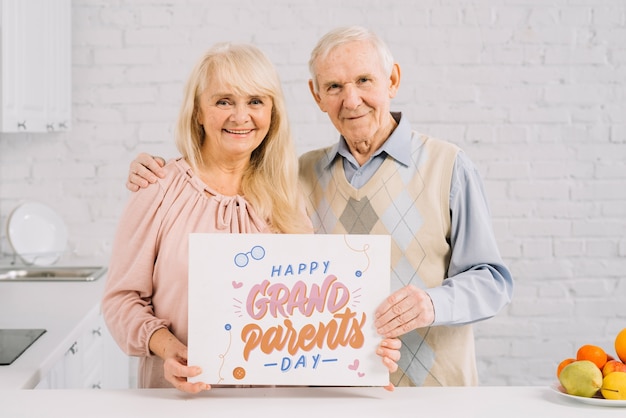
[35,309,132,390]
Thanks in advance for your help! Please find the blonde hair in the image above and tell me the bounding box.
[308,26,395,93]
[176,43,309,233]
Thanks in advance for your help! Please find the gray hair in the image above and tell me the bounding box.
[308,26,395,92]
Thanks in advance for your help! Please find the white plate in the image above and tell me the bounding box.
[550,382,626,407]
[7,201,68,266]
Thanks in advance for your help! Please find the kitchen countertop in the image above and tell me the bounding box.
[0,386,625,417]
[1,273,625,416]
[2,269,624,417]
[0,274,106,389]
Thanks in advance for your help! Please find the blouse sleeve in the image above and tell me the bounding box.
[101,181,170,357]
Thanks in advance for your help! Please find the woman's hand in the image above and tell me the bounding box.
[127,153,166,191]
[162,356,209,394]
[377,337,401,392]
[149,328,210,393]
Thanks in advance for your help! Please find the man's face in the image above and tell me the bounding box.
[309,40,400,160]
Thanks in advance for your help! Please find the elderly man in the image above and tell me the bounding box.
[126,26,513,387]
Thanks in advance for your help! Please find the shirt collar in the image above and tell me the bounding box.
[323,112,412,170]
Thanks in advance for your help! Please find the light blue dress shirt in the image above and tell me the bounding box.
[331,113,513,326]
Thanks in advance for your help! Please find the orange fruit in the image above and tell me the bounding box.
[557,358,576,377]
[616,328,626,363]
[576,344,608,369]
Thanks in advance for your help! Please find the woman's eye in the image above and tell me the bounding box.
[216,99,230,106]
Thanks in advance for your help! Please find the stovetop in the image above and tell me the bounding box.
[0,329,46,365]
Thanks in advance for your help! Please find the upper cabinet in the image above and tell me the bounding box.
[0,0,71,133]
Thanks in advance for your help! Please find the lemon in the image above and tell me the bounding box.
[601,371,626,400]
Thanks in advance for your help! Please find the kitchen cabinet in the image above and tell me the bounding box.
[34,309,132,390]
[0,0,71,133]
[0,275,133,390]
[34,310,104,389]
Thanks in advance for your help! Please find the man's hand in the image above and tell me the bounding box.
[127,153,166,191]
[374,285,435,338]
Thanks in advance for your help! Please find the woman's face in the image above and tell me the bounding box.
[197,77,273,163]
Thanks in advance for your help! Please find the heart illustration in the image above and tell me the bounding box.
[232,281,243,289]
[358,372,365,377]
[348,359,359,370]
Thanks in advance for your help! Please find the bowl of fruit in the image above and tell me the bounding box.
[553,328,626,406]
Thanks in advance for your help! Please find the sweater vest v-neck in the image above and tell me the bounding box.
[299,132,478,386]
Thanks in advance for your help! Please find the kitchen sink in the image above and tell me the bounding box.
[0,266,107,282]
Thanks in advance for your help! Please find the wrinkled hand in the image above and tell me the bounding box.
[150,328,209,394]
[377,337,401,392]
[126,153,166,191]
[163,355,210,394]
[375,285,435,339]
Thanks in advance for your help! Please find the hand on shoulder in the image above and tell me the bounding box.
[127,153,166,191]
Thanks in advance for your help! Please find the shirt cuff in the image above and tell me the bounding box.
[425,286,454,326]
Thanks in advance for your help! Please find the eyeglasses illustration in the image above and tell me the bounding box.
[234,245,265,267]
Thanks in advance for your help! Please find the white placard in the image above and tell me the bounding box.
[188,233,390,386]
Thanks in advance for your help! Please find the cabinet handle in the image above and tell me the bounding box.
[92,327,102,337]
[58,121,67,129]
[46,124,54,132]
[92,382,102,389]
[17,121,27,130]
[69,341,78,355]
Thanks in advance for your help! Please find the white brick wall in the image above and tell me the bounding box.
[1,0,625,386]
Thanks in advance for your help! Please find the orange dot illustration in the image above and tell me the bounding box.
[233,367,246,380]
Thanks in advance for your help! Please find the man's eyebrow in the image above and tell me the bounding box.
[355,72,375,79]
[322,73,374,86]
[321,80,340,88]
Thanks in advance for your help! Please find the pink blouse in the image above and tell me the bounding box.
[102,157,307,388]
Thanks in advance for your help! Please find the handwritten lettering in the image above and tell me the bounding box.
[241,308,365,360]
[279,354,322,371]
[271,261,330,277]
[247,275,350,320]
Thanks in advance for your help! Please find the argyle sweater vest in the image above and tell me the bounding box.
[298,132,478,386]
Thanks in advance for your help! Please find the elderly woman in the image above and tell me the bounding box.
[102,43,400,394]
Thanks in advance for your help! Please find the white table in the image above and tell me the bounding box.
[0,386,624,417]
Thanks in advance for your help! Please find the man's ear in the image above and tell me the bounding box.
[388,63,401,99]
[308,79,326,112]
